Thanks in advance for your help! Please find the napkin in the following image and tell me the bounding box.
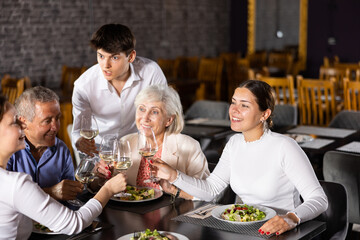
[185,204,218,219]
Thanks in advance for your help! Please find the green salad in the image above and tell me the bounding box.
[221,204,266,222]
[117,186,155,201]
[131,229,169,240]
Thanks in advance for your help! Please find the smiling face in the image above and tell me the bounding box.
[97,48,136,82]
[22,100,61,148]
[135,101,174,144]
[0,104,26,158]
[229,87,271,141]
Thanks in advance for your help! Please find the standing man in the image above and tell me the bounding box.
[7,86,83,201]
[72,23,167,156]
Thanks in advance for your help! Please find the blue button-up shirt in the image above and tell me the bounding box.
[6,138,75,188]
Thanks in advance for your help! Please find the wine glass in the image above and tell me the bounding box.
[80,114,99,141]
[68,156,97,207]
[137,128,159,183]
[114,139,132,174]
[99,134,118,166]
[113,140,132,197]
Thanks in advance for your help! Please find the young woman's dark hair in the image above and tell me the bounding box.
[239,80,275,128]
[90,23,136,56]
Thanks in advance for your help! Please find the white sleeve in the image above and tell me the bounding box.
[71,84,92,149]
[281,140,328,222]
[14,174,102,234]
[172,140,233,201]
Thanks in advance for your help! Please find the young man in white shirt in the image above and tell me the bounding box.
[72,24,167,157]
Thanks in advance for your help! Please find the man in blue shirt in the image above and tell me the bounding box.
[7,86,83,201]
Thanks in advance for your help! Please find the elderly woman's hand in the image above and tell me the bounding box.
[75,137,98,157]
[150,158,178,182]
[95,159,112,179]
[258,213,299,236]
[159,179,177,195]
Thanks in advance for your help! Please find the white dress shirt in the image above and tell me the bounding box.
[173,130,328,223]
[0,168,102,239]
[71,56,167,146]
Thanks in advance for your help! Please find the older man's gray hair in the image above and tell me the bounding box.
[15,86,60,122]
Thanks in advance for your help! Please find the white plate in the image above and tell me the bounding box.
[32,222,59,235]
[211,204,276,224]
[117,231,189,240]
[111,186,163,203]
[284,133,314,144]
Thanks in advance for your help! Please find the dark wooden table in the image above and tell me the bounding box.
[30,193,325,240]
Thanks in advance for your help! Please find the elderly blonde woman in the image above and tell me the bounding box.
[122,85,210,190]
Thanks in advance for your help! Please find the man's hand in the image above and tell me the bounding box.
[43,179,84,201]
[75,137,98,156]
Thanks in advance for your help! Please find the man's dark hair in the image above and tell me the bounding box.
[90,23,136,56]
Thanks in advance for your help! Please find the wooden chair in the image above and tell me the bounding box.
[226,58,250,101]
[196,57,224,101]
[157,58,176,79]
[319,66,347,91]
[57,102,76,167]
[256,74,296,105]
[334,62,360,81]
[297,76,337,126]
[60,65,87,100]
[247,51,267,70]
[343,77,360,111]
[267,52,294,77]
[1,75,26,104]
[174,56,199,79]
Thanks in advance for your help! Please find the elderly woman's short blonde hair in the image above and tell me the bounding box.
[134,85,184,134]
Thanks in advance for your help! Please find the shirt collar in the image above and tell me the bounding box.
[98,62,141,92]
[25,138,57,154]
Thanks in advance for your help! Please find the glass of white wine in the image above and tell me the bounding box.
[80,114,99,141]
[99,134,118,166]
[137,128,159,183]
[114,139,132,173]
[68,156,97,207]
[113,140,132,197]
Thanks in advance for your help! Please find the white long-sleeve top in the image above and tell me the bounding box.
[71,57,167,147]
[0,168,102,239]
[173,130,328,223]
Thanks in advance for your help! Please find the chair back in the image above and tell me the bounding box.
[247,51,267,70]
[267,52,294,76]
[272,104,297,131]
[256,75,296,105]
[157,58,176,79]
[185,100,229,120]
[67,124,81,167]
[319,66,347,91]
[58,102,76,167]
[1,75,26,104]
[226,58,250,101]
[328,110,360,130]
[174,56,199,79]
[323,151,360,225]
[196,57,224,101]
[60,65,87,99]
[297,76,337,126]
[343,77,360,111]
[316,180,348,240]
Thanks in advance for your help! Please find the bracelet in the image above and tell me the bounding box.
[174,187,181,198]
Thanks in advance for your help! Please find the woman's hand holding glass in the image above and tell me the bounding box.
[137,128,159,183]
[96,134,118,185]
[150,158,178,183]
[68,156,97,206]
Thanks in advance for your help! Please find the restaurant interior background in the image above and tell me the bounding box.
[0,0,359,89]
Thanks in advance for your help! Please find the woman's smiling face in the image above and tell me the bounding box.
[229,87,265,134]
[0,104,26,157]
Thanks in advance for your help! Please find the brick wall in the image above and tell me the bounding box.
[0,0,230,88]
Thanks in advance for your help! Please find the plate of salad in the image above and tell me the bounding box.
[117,228,189,240]
[32,222,59,235]
[211,204,276,224]
[111,186,163,203]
